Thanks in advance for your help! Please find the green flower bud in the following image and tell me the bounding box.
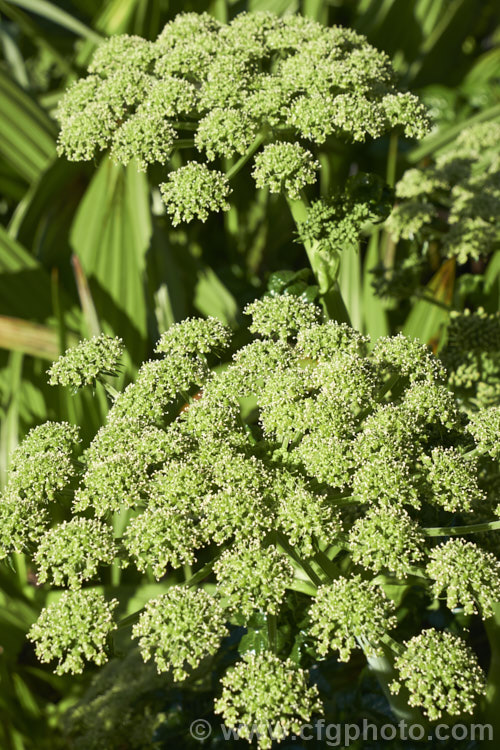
[195,108,258,161]
[123,508,201,579]
[467,406,500,460]
[155,317,232,357]
[35,517,116,589]
[0,491,49,559]
[421,447,485,513]
[244,295,320,340]
[252,142,319,199]
[349,506,426,577]
[159,162,231,225]
[214,543,294,618]
[427,539,500,618]
[8,422,80,503]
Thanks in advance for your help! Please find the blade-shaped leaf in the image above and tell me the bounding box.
[7,0,102,42]
[362,232,389,341]
[402,259,455,348]
[193,266,238,326]
[0,316,77,359]
[0,68,55,184]
[338,242,362,331]
[70,157,152,360]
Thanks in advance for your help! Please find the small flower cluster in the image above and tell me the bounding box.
[297,173,392,256]
[57,11,429,224]
[426,539,500,618]
[28,590,118,675]
[47,334,123,388]
[390,630,486,720]
[214,651,322,750]
[4,295,499,737]
[440,308,500,409]
[132,587,228,680]
[309,576,397,661]
[387,122,500,264]
[0,421,80,559]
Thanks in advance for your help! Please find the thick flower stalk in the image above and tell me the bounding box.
[3,295,499,735]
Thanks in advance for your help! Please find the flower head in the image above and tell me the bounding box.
[214,652,322,749]
[390,630,486,720]
[132,587,228,680]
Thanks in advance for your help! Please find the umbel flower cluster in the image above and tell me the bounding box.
[440,307,500,410]
[2,296,500,744]
[386,122,500,265]
[56,11,429,224]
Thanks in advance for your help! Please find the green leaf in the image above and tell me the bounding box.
[147,226,188,335]
[0,350,22,485]
[193,266,238,326]
[0,68,55,183]
[362,232,389,341]
[7,0,102,42]
[0,225,53,320]
[338,242,362,331]
[8,160,87,266]
[70,157,153,361]
[402,259,455,347]
[0,316,77,359]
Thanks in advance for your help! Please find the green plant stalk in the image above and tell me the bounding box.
[286,197,351,323]
[480,604,500,747]
[423,520,500,537]
[267,613,277,653]
[226,132,266,181]
[275,531,326,588]
[360,634,430,725]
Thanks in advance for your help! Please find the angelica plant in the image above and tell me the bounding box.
[375,121,500,301]
[3,297,500,745]
[56,11,429,317]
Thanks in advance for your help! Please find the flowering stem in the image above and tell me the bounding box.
[359,634,428,724]
[267,613,278,652]
[275,531,325,587]
[423,520,500,537]
[286,196,351,324]
[226,132,266,181]
[480,605,500,747]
